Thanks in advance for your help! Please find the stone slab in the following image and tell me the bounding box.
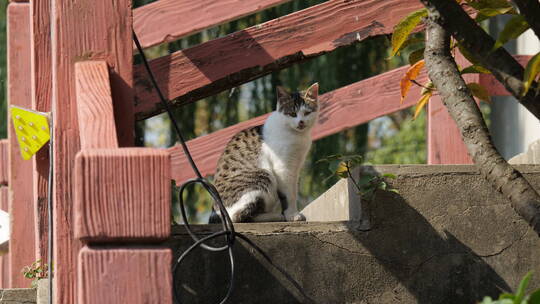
[0,288,35,303]
[168,164,540,304]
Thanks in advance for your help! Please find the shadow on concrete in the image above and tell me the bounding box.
[350,187,511,303]
[168,234,305,304]
[167,169,514,303]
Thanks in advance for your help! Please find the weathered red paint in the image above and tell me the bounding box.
[0,187,10,288]
[75,61,119,150]
[50,0,133,301]
[74,149,171,242]
[134,0,425,119]
[133,0,293,49]
[30,0,52,265]
[78,246,172,304]
[7,2,37,288]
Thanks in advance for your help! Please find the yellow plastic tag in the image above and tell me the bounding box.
[10,106,50,160]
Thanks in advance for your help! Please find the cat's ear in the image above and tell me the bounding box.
[304,83,319,101]
[276,86,290,99]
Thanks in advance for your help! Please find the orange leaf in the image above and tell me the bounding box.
[400,60,425,104]
[414,91,432,120]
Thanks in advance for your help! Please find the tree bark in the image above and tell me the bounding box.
[513,0,540,41]
[423,4,540,236]
[420,0,540,120]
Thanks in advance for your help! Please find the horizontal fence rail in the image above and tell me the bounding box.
[133,0,293,50]
[134,0,425,120]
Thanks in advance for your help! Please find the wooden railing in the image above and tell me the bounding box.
[1,0,531,303]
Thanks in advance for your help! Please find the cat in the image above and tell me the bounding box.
[210,83,319,223]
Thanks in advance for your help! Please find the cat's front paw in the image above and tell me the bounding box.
[285,212,306,222]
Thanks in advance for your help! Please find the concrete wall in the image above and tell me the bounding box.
[168,165,540,304]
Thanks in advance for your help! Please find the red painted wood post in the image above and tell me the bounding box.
[0,140,10,288]
[7,1,37,288]
[50,1,134,302]
[30,0,52,265]
[427,53,476,164]
[74,61,172,303]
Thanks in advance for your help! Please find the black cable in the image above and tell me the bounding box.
[133,32,314,304]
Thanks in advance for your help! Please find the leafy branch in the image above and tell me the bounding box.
[317,154,398,203]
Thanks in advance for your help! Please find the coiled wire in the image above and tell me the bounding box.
[133,31,314,304]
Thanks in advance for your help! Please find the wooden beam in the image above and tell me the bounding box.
[168,64,427,184]
[133,0,424,120]
[0,187,10,288]
[0,140,8,186]
[74,149,171,242]
[30,0,52,265]
[7,2,36,288]
[75,61,119,149]
[133,0,293,50]
[50,0,133,302]
[78,246,172,304]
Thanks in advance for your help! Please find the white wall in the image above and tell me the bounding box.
[490,26,540,160]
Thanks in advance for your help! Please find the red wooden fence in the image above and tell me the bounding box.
[1,0,532,302]
[7,2,36,288]
[30,0,52,264]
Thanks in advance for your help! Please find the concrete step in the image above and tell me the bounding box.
[0,288,35,304]
[168,165,540,304]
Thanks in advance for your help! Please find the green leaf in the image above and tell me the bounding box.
[467,83,491,103]
[528,288,540,304]
[378,181,387,191]
[408,48,425,65]
[388,188,400,194]
[461,65,491,74]
[492,15,530,51]
[476,7,513,17]
[523,52,540,96]
[479,296,495,304]
[358,175,375,186]
[499,293,515,300]
[382,173,397,179]
[515,271,533,304]
[398,36,425,51]
[391,9,428,56]
[466,0,514,11]
[328,159,341,173]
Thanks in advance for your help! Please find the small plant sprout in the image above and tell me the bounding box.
[22,259,49,288]
[317,154,398,202]
[480,271,540,304]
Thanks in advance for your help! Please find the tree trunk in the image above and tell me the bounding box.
[423,5,540,236]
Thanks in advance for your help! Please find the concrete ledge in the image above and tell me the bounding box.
[0,288,36,303]
[168,165,540,304]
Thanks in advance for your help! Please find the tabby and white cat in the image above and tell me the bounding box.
[210,83,319,223]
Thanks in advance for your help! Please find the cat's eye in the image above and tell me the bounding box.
[290,113,297,118]
[304,111,312,116]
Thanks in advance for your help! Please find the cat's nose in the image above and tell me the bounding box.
[298,120,305,128]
